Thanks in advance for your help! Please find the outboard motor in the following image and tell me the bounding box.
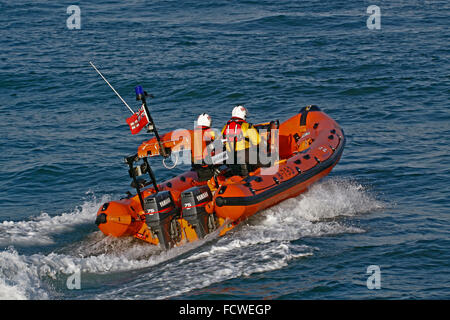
[181,186,216,239]
[144,191,180,250]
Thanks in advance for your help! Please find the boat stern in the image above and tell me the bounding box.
[95,199,144,238]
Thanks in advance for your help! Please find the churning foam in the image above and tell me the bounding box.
[96,177,386,299]
[0,177,385,299]
[0,248,49,300]
[0,193,111,246]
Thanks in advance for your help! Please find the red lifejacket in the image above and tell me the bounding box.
[223,118,245,143]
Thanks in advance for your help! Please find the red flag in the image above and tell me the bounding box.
[126,105,149,135]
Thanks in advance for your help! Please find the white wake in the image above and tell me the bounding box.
[0,177,385,300]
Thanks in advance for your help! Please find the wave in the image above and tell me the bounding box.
[0,193,111,246]
[0,248,49,300]
[96,177,385,299]
[0,177,385,299]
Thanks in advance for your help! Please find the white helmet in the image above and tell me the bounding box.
[197,113,212,127]
[232,105,248,120]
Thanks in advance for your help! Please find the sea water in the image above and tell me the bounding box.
[0,0,448,299]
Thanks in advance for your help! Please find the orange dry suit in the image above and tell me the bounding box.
[191,125,216,181]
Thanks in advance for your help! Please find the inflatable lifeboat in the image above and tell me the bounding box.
[95,104,345,250]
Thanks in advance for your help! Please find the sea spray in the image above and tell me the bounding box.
[94,177,385,299]
[0,194,111,247]
[0,177,385,299]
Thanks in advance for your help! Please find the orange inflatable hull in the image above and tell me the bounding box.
[214,107,345,222]
[95,106,345,249]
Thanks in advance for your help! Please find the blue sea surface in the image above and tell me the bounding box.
[0,0,449,299]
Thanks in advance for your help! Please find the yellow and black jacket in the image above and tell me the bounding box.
[221,118,261,153]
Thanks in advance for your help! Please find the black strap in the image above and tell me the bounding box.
[299,105,321,126]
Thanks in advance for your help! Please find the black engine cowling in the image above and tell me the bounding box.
[144,191,180,249]
[181,186,216,239]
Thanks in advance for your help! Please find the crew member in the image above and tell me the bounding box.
[191,113,216,181]
[221,105,261,176]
